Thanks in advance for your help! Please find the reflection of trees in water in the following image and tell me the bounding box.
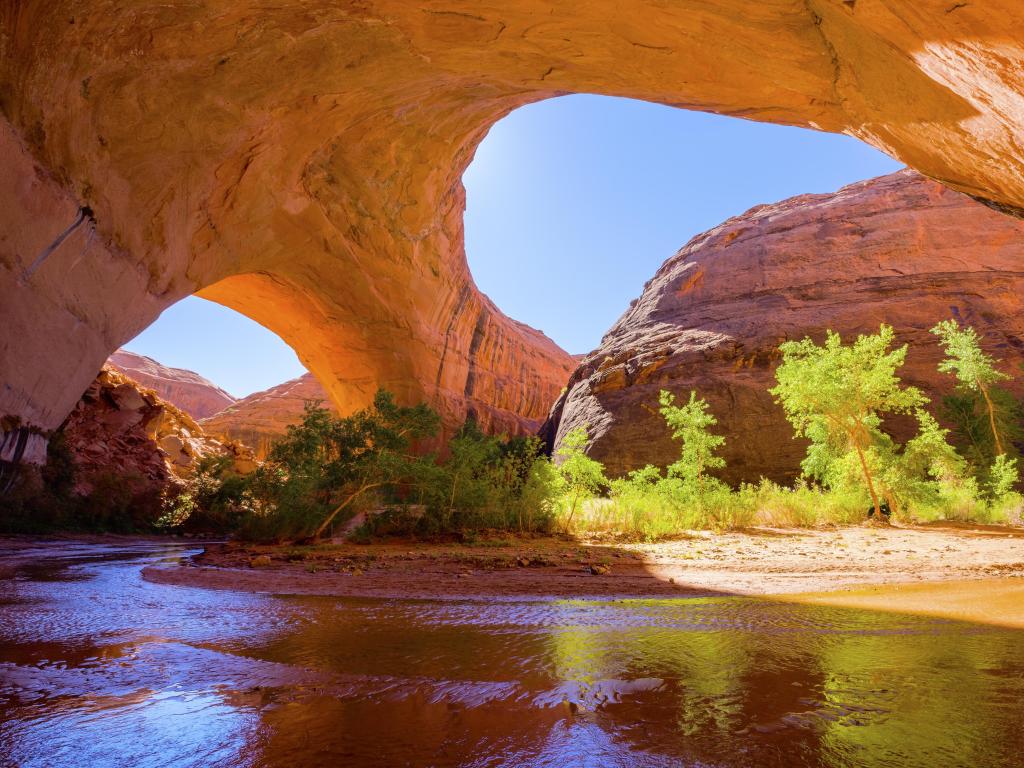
[544,599,1024,767]
[815,628,1024,766]
[198,596,1024,767]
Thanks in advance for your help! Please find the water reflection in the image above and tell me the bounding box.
[1,542,1023,767]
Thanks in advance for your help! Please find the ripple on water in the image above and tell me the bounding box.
[2,541,1024,768]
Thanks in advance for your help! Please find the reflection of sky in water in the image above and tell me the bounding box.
[3,688,260,768]
[2,542,1024,768]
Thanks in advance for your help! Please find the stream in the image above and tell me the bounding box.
[2,540,1023,767]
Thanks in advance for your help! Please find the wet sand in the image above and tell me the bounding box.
[141,523,1024,627]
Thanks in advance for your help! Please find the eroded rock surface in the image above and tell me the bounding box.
[59,367,256,506]
[108,350,236,420]
[544,171,1024,484]
[4,1,1024,456]
[201,373,332,458]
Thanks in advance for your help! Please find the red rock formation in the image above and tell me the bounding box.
[60,367,256,507]
[203,328,565,458]
[201,373,332,458]
[544,171,1024,484]
[107,350,236,420]
[3,2,1024,458]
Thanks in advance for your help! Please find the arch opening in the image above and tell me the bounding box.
[463,94,904,356]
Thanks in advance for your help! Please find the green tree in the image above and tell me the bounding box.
[658,390,725,492]
[438,417,502,527]
[770,325,926,518]
[989,454,1020,502]
[880,408,972,514]
[242,392,439,541]
[555,425,607,531]
[930,319,1011,456]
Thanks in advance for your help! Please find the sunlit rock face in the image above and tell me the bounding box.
[201,373,332,458]
[108,350,236,420]
[543,171,1024,484]
[59,367,256,510]
[3,1,1024,452]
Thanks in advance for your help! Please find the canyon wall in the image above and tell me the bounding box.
[4,1,1024,456]
[543,171,1024,484]
[201,373,332,458]
[108,350,236,420]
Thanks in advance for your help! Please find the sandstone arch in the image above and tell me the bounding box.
[3,1,1024,457]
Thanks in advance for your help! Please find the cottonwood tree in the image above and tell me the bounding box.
[658,390,725,493]
[931,319,1021,495]
[931,319,1011,455]
[555,425,607,531]
[770,325,926,518]
[251,391,440,540]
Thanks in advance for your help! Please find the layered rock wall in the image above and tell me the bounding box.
[544,172,1024,484]
[108,350,236,420]
[4,1,1024,454]
[201,373,332,458]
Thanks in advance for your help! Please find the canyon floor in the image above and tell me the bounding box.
[136,523,1024,629]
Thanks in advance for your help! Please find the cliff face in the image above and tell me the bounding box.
[3,1,1024,461]
[59,367,256,508]
[201,373,331,458]
[107,350,236,420]
[543,171,1024,484]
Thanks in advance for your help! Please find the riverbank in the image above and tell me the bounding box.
[141,522,1024,607]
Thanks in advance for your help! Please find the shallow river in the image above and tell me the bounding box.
[2,541,1024,767]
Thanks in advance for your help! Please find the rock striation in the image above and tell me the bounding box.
[4,1,1024,458]
[58,367,256,507]
[107,349,236,420]
[201,373,332,458]
[543,171,1024,484]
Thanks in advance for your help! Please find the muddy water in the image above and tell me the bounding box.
[2,542,1024,767]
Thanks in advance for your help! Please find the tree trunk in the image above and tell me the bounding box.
[979,383,1005,456]
[564,487,581,533]
[852,435,882,520]
[313,482,378,539]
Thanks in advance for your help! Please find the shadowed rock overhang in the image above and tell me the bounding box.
[2,1,1024,460]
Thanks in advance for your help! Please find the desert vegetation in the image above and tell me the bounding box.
[145,319,1021,542]
[5,320,1021,542]
[571,321,1022,538]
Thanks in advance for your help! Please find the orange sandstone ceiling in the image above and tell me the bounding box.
[2,0,1023,442]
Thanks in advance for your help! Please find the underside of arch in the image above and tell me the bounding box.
[3,0,1024,456]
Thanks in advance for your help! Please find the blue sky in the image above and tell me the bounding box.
[125,94,902,397]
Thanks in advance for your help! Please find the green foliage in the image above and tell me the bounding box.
[931,319,1009,392]
[235,392,440,541]
[941,389,1022,466]
[770,324,926,515]
[196,394,563,542]
[989,454,1020,502]
[413,421,561,533]
[555,425,608,530]
[22,317,1021,540]
[658,390,726,491]
[2,434,167,534]
[875,409,977,518]
[157,455,256,532]
[931,318,1013,458]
